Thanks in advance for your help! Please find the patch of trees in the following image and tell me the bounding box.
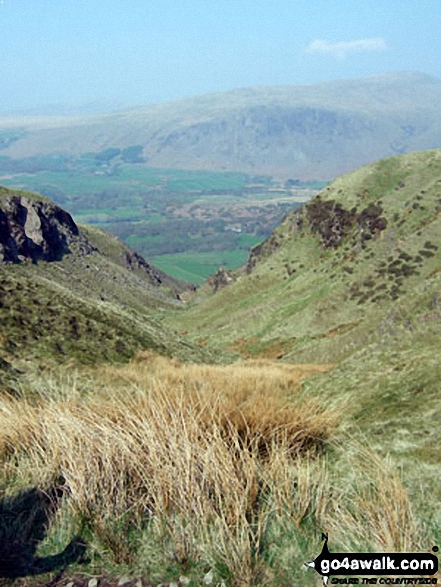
[107,218,247,256]
[94,145,145,165]
[121,145,144,163]
[95,148,121,164]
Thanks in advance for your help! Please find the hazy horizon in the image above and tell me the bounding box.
[1,0,440,115]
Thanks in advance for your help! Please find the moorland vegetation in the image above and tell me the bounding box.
[0,149,441,586]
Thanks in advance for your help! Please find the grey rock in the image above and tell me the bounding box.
[0,194,95,264]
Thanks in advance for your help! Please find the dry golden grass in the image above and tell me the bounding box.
[0,353,337,583]
[325,447,422,553]
[0,354,428,585]
[103,353,337,455]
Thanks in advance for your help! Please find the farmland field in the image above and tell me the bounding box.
[0,153,325,281]
[152,248,260,284]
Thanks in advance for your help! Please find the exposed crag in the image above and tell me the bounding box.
[0,189,188,295]
[246,197,387,271]
[206,266,236,292]
[305,198,388,248]
[124,250,179,292]
[0,192,95,263]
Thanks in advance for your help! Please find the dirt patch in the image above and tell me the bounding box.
[228,336,298,359]
[428,267,441,278]
[324,321,360,338]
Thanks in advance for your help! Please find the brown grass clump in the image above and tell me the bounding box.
[0,355,427,585]
[325,447,422,553]
[105,352,336,457]
[0,353,337,583]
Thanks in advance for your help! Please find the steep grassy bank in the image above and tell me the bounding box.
[0,186,218,368]
[168,150,441,362]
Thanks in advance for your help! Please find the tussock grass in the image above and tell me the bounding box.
[0,355,429,585]
[325,447,422,553]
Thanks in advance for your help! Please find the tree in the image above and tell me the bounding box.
[95,148,121,164]
[121,145,145,163]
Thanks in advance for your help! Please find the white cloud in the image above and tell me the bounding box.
[306,38,388,59]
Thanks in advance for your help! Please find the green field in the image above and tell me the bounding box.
[0,158,317,283]
[125,234,164,246]
[235,233,264,248]
[1,165,249,197]
[152,248,256,284]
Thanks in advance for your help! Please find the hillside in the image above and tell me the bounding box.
[170,149,441,358]
[0,186,217,370]
[1,152,441,586]
[166,149,441,530]
[1,72,441,179]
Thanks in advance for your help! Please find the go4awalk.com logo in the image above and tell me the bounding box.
[305,534,439,586]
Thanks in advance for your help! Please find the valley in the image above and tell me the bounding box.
[0,155,322,283]
[2,0,441,578]
[0,149,441,587]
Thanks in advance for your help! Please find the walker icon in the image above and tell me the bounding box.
[304,534,438,586]
[304,533,332,586]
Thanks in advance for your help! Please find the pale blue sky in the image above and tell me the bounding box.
[0,0,440,112]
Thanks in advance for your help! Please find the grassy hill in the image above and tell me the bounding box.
[1,151,441,586]
[164,149,441,571]
[170,150,441,358]
[1,72,441,179]
[0,186,218,371]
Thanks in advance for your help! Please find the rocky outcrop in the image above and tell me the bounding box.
[245,197,388,272]
[0,194,95,263]
[305,198,356,248]
[306,198,388,248]
[124,250,193,296]
[207,266,235,292]
[124,250,164,286]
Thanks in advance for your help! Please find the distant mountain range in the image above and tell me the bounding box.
[1,72,441,179]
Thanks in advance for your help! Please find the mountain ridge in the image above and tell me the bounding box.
[2,72,441,179]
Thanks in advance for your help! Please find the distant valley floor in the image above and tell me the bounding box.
[0,157,325,283]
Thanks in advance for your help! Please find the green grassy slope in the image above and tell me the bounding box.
[164,149,441,544]
[0,188,220,369]
[169,149,441,359]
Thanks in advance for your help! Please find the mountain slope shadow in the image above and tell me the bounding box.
[0,481,87,578]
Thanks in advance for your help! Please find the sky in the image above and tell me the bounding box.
[1,0,440,113]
